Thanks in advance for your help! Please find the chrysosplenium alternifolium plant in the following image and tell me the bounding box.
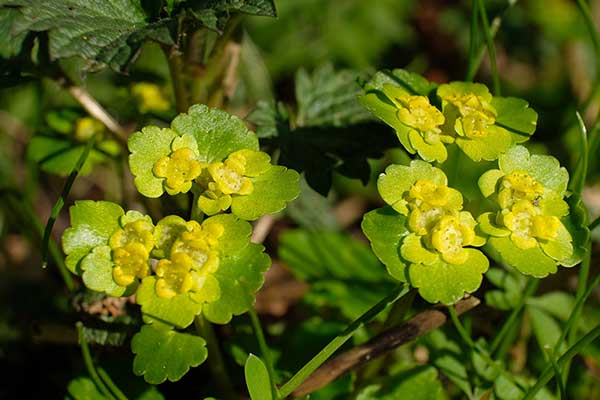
[62,105,300,383]
[360,69,588,305]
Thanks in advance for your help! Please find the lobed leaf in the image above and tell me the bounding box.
[132,325,207,384]
[62,200,124,274]
[202,243,270,324]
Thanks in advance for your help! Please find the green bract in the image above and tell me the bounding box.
[128,104,300,220]
[477,146,583,277]
[359,70,537,163]
[362,160,489,304]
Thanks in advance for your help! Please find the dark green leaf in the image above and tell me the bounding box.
[285,177,340,231]
[66,376,106,400]
[361,68,437,97]
[8,0,173,71]
[355,366,445,400]
[188,0,276,33]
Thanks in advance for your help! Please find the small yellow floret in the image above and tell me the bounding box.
[132,83,170,113]
[502,200,560,249]
[153,148,203,194]
[446,93,496,138]
[75,117,104,141]
[208,160,253,196]
[498,170,544,209]
[430,215,475,264]
[155,253,194,298]
[109,219,155,252]
[112,243,150,286]
[171,221,222,272]
[395,95,445,133]
[407,180,452,208]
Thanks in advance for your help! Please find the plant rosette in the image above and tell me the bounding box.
[362,160,489,305]
[477,145,588,277]
[128,104,300,220]
[359,69,537,163]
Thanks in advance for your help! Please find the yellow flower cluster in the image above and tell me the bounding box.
[109,219,155,286]
[403,179,484,265]
[155,220,223,299]
[153,148,204,195]
[496,171,560,249]
[440,91,496,139]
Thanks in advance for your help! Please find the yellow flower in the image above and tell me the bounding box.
[109,219,155,252]
[207,159,253,196]
[404,179,463,235]
[155,253,195,298]
[430,214,478,264]
[395,95,445,133]
[501,200,560,249]
[132,83,170,113]
[112,242,151,286]
[197,183,233,216]
[171,220,223,273]
[497,170,544,209]
[153,148,203,195]
[74,117,104,141]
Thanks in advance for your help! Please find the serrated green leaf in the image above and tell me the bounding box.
[0,7,27,58]
[279,229,394,319]
[246,100,289,139]
[189,0,277,33]
[171,104,258,163]
[245,354,273,400]
[132,325,208,384]
[128,126,178,198]
[231,165,300,221]
[527,292,576,322]
[62,200,124,274]
[9,0,173,71]
[81,245,134,297]
[203,243,270,324]
[361,207,410,281]
[136,277,203,329]
[295,63,372,127]
[356,366,445,400]
[66,376,105,400]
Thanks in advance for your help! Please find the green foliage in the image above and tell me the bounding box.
[249,64,396,195]
[131,325,208,384]
[245,354,273,400]
[4,0,173,71]
[355,366,445,400]
[279,229,395,319]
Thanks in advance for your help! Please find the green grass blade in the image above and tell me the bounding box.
[477,0,501,95]
[41,135,96,269]
[278,284,409,398]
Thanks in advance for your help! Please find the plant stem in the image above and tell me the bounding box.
[570,112,589,194]
[278,284,409,398]
[449,305,475,348]
[466,0,480,81]
[523,324,600,400]
[76,322,115,400]
[476,0,501,95]
[42,134,96,270]
[97,367,127,400]
[248,307,278,399]
[164,45,189,113]
[194,315,237,400]
[590,215,600,231]
[546,349,567,400]
[491,278,539,355]
[467,1,518,81]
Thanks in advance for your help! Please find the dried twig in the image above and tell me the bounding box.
[67,86,128,146]
[292,296,480,397]
[251,214,276,244]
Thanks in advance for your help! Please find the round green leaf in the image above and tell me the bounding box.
[408,249,489,305]
[361,207,410,281]
[491,97,538,137]
[128,126,178,198]
[202,243,270,324]
[80,245,133,297]
[137,277,203,329]
[498,146,569,195]
[203,214,253,254]
[455,125,512,162]
[132,325,208,384]
[485,237,557,278]
[230,165,300,221]
[62,200,124,274]
[171,104,258,162]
